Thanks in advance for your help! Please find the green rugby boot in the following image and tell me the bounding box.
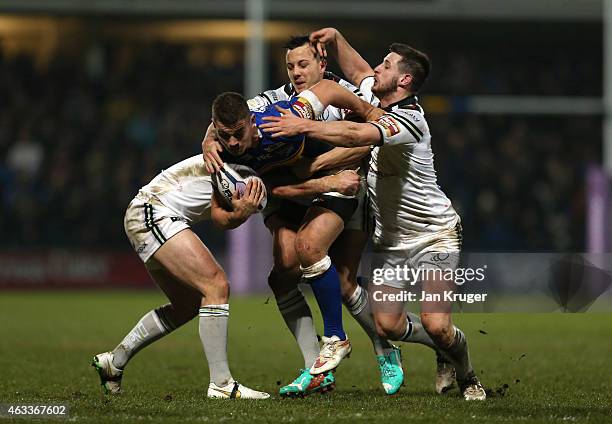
[378,346,404,395]
[279,369,335,398]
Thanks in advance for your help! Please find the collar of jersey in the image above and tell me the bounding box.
[383,94,419,112]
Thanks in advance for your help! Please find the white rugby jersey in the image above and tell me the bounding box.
[246,73,361,122]
[137,155,214,225]
[360,76,459,248]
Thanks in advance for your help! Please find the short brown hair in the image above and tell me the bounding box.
[389,43,430,93]
[284,35,320,60]
[212,92,250,126]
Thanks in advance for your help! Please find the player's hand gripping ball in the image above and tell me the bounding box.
[211,164,267,211]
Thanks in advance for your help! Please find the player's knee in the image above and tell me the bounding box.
[295,233,326,267]
[421,313,453,347]
[210,271,230,300]
[374,314,404,340]
[375,322,394,340]
[197,269,229,303]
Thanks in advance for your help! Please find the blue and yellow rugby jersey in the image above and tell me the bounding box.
[220,97,315,174]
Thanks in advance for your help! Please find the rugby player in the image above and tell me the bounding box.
[205,37,443,397]
[261,28,486,401]
[92,154,356,399]
[201,75,394,396]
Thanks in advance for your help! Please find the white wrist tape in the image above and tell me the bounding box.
[297,89,325,120]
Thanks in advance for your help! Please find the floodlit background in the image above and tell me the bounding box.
[1,3,611,422]
[0,0,608,292]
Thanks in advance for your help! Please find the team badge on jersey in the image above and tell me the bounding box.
[292,97,315,120]
[376,115,401,137]
[247,97,268,112]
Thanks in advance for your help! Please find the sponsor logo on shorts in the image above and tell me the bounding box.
[377,115,400,137]
[137,242,148,253]
[431,252,450,262]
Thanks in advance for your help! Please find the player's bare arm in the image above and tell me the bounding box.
[210,179,265,229]
[260,78,382,141]
[289,146,369,179]
[309,27,374,86]
[202,122,224,173]
[272,170,360,199]
[262,111,382,148]
[308,146,370,175]
[306,79,375,119]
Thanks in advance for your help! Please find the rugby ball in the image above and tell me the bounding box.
[211,163,267,211]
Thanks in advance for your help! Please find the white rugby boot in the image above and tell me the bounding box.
[459,375,487,401]
[92,351,123,395]
[207,380,270,399]
[310,335,352,374]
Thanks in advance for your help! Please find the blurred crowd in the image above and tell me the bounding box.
[0,43,239,247]
[0,41,601,251]
[431,114,599,251]
[426,46,601,96]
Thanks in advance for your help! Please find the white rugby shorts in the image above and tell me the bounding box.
[124,196,190,263]
[372,221,463,289]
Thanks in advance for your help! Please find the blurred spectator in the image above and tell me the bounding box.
[6,126,43,180]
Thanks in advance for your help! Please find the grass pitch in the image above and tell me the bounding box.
[1,291,611,423]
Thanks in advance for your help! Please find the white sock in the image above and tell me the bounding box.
[276,288,320,368]
[344,285,392,355]
[199,304,233,387]
[112,304,176,369]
